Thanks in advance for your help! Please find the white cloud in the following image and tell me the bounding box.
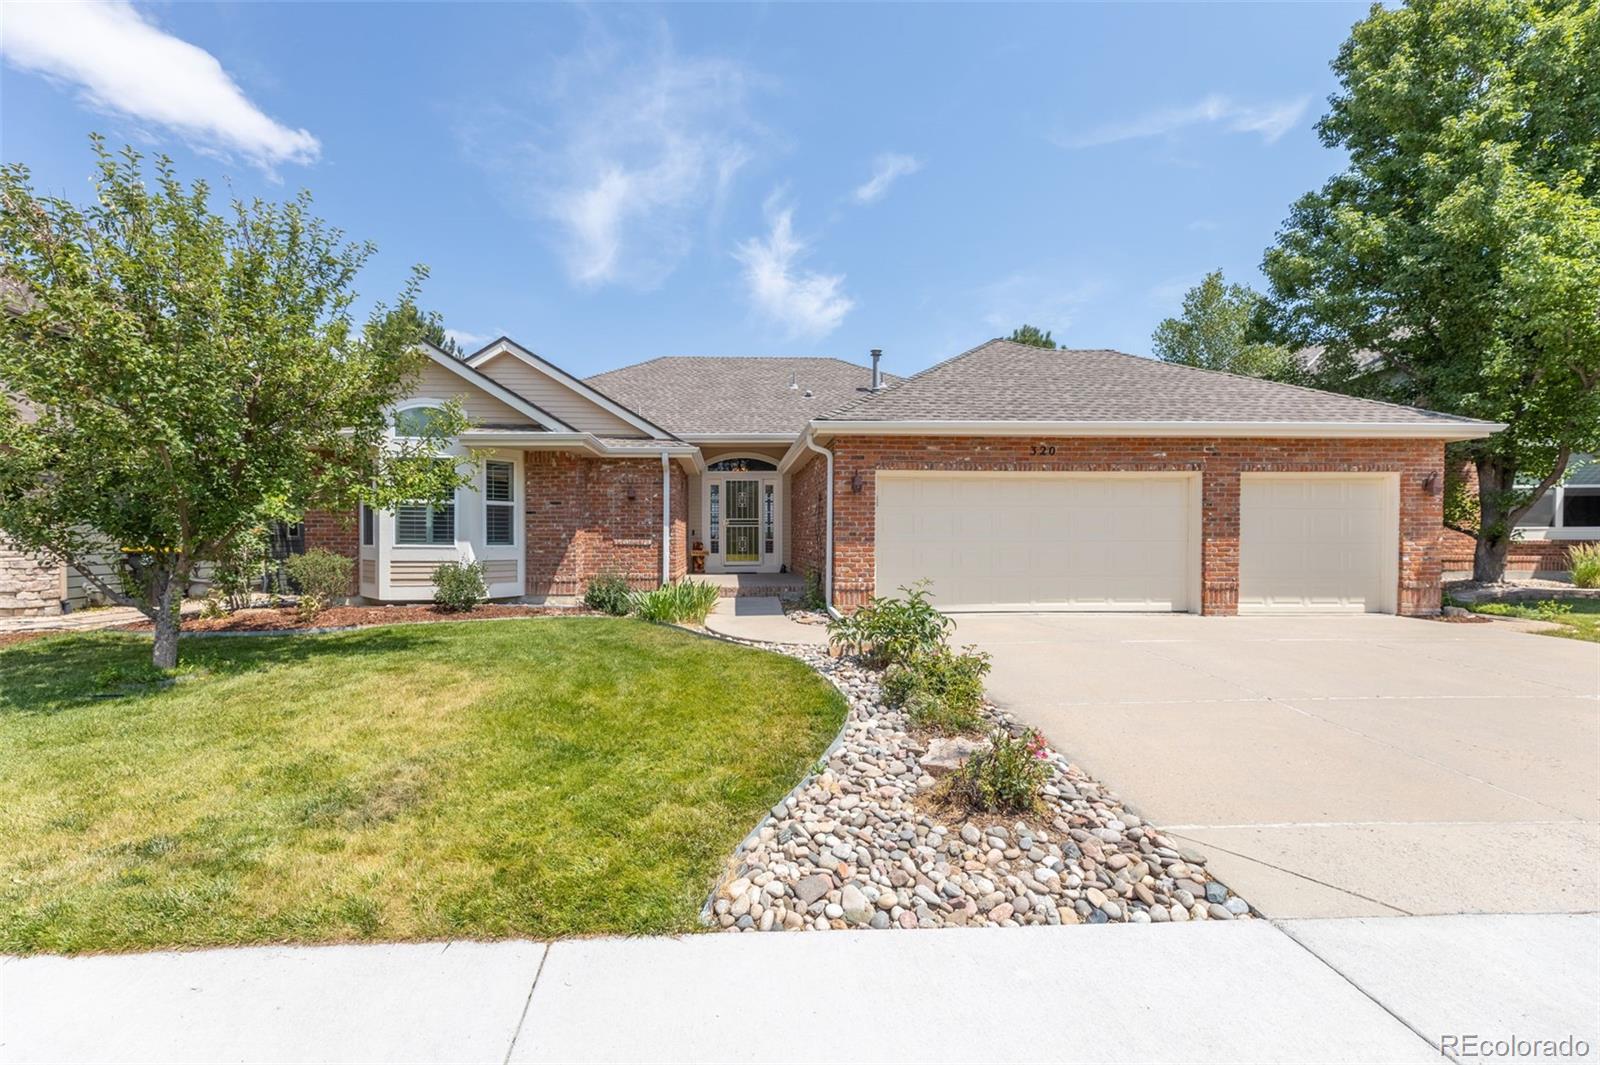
[852,152,922,204]
[976,272,1104,337]
[444,328,496,352]
[1060,94,1309,149]
[468,32,767,289]
[734,198,853,339]
[0,0,319,170]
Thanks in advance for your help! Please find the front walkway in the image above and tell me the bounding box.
[0,605,148,635]
[702,595,828,645]
[4,915,1593,1063]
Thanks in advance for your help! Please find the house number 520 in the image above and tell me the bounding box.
[1029,444,1057,456]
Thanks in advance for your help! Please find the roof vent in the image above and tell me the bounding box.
[789,370,798,391]
[870,349,884,391]
[803,388,814,398]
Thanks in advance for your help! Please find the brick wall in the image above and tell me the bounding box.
[789,452,827,587]
[524,451,679,597]
[0,540,61,617]
[822,435,1446,617]
[302,508,360,595]
[671,462,689,582]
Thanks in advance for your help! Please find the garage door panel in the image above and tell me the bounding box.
[1240,475,1396,614]
[874,473,1195,612]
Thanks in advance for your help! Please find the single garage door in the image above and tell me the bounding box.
[1239,474,1398,614]
[874,472,1198,612]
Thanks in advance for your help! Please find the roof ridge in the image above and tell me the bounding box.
[818,337,1004,420]
[1074,344,1473,422]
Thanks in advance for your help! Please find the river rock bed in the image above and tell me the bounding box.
[706,642,1253,932]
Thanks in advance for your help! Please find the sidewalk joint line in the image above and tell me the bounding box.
[1273,921,1459,1064]
[502,942,551,1065]
[1165,832,1414,916]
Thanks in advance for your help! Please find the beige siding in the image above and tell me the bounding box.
[411,362,538,426]
[475,352,642,436]
[390,559,439,586]
[483,559,518,583]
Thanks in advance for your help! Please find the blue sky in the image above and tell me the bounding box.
[1,1,1367,379]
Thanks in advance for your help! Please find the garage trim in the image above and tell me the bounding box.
[1239,472,1401,615]
[873,470,1203,613]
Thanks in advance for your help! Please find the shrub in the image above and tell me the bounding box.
[629,579,721,624]
[1569,543,1600,589]
[284,549,353,620]
[826,580,952,667]
[881,645,991,734]
[209,530,269,611]
[584,572,632,616]
[432,560,487,612]
[799,569,827,612]
[947,729,1052,814]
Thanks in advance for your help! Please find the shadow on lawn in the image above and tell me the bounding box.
[0,623,473,715]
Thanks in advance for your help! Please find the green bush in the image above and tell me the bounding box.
[209,530,269,611]
[432,560,487,612]
[947,729,1052,814]
[284,549,353,620]
[799,569,827,612]
[1569,543,1600,589]
[630,579,721,624]
[584,572,632,616]
[881,645,991,734]
[826,580,952,667]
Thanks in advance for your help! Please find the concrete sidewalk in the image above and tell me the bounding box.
[4,915,1594,1064]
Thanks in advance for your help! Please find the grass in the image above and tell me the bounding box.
[0,618,846,954]
[1467,597,1600,643]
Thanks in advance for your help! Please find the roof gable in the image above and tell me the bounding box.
[467,338,673,440]
[412,343,573,430]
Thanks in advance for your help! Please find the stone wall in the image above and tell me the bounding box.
[821,435,1446,617]
[0,541,62,617]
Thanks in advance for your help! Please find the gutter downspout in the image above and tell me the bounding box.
[660,451,672,586]
[801,430,838,618]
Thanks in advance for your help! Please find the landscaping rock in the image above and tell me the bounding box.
[703,638,1253,932]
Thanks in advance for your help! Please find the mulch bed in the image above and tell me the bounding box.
[121,603,589,635]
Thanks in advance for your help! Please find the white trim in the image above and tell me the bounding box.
[466,338,675,440]
[701,470,783,573]
[681,433,798,445]
[810,419,1504,442]
[1512,527,1600,541]
[458,429,699,459]
[661,451,672,585]
[417,342,575,431]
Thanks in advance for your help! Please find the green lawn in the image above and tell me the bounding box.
[1468,597,1600,642]
[0,618,845,954]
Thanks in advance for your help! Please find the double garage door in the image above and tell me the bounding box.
[874,472,1398,614]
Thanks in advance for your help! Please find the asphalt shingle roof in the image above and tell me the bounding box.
[818,339,1494,427]
[586,356,898,436]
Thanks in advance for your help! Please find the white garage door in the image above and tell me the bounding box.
[874,473,1197,612]
[1239,474,1398,614]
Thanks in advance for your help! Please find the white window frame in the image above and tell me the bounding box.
[483,459,517,547]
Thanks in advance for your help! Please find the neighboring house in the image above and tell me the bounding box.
[299,336,1498,617]
[1440,454,1600,579]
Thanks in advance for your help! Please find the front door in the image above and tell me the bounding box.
[724,479,761,565]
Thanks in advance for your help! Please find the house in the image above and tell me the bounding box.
[302,336,1501,616]
[1440,454,1600,579]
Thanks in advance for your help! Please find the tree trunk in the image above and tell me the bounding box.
[149,567,182,670]
[1471,458,1517,584]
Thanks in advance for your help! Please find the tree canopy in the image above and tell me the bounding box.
[1260,0,1600,580]
[0,139,470,666]
[1006,324,1057,349]
[1151,270,1298,381]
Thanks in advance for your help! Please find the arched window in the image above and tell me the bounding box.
[707,457,776,472]
[393,403,446,437]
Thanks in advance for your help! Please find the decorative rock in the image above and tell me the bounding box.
[1204,881,1228,905]
[795,875,831,907]
[925,736,986,779]
[840,883,872,924]
[1225,897,1250,916]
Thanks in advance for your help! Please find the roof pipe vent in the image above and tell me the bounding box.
[869,349,884,391]
[789,370,798,391]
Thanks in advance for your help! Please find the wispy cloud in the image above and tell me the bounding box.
[444,328,497,352]
[976,271,1105,337]
[463,28,767,290]
[0,0,318,171]
[734,196,853,339]
[852,152,922,204]
[1060,94,1309,149]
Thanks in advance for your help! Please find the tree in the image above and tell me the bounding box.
[1007,324,1056,349]
[0,139,471,667]
[415,309,465,357]
[1151,270,1299,380]
[1261,0,1600,582]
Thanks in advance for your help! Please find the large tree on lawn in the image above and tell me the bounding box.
[1261,0,1600,583]
[0,140,470,667]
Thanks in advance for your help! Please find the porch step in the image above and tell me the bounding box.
[698,574,808,598]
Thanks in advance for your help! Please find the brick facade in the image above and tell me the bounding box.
[525,451,682,597]
[789,452,828,584]
[302,507,361,595]
[820,435,1446,617]
[0,540,62,617]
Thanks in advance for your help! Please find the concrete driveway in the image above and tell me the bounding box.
[952,613,1600,918]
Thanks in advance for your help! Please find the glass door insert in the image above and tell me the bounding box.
[724,479,760,564]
